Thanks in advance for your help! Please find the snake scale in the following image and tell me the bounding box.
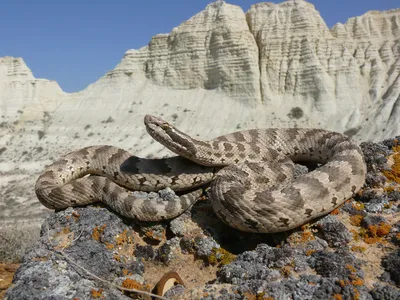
[35,115,366,233]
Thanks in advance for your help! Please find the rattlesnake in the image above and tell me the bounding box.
[36,115,366,233]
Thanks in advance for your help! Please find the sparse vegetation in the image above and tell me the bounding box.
[101,117,115,124]
[287,107,304,119]
[0,221,41,263]
[37,130,45,139]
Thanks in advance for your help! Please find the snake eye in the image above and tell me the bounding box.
[161,123,170,130]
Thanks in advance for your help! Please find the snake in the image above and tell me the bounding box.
[35,115,366,233]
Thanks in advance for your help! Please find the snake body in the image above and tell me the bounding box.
[36,115,366,233]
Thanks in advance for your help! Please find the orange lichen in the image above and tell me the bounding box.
[351,278,364,286]
[122,269,132,276]
[346,265,357,273]
[92,224,106,241]
[242,292,272,300]
[305,249,316,256]
[351,221,391,244]
[121,278,151,293]
[395,233,400,243]
[62,227,71,234]
[363,237,382,244]
[280,266,291,277]
[113,254,123,262]
[367,223,391,237]
[353,287,361,300]
[332,295,343,300]
[301,230,315,242]
[115,229,135,245]
[105,242,114,250]
[330,208,340,215]
[287,229,315,246]
[338,279,348,288]
[349,215,363,226]
[383,186,396,193]
[71,211,81,221]
[301,224,310,231]
[90,288,104,299]
[383,145,400,183]
[143,228,166,241]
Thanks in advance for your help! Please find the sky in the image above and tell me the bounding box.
[0,0,398,93]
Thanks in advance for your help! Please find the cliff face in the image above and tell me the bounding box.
[111,0,400,138]
[112,1,261,103]
[0,57,34,81]
[0,0,400,221]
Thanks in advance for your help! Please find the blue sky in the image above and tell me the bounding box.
[1,0,398,92]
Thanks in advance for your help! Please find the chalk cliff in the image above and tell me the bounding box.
[0,0,399,221]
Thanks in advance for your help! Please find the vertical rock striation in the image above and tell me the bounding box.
[111,1,261,104]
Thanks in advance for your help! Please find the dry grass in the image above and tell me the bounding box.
[0,221,41,263]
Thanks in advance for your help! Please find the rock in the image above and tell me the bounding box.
[315,215,352,247]
[370,284,400,300]
[1,1,400,226]
[5,207,145,299]
[382,250,400,286]
[113,0,261,103]
[0,57,34,81]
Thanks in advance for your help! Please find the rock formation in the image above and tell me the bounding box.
[0,0,399,228]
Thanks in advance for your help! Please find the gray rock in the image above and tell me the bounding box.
[6,207,142,299]
[369,284,400,300]
[316,215,352,247]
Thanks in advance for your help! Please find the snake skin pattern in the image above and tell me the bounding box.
[36,115,366,233]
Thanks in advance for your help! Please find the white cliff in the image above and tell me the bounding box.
[0,0,400,222]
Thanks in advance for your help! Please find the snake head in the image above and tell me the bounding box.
[144,114,197,158]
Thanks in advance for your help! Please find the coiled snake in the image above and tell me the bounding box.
[36,115,366,233]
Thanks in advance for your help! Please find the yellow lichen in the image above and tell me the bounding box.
[350,245,366,253]
[207,248,236,266]
[351,202,365,211]
[349,215,363,226]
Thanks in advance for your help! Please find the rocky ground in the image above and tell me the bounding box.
[3,137,400,299]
